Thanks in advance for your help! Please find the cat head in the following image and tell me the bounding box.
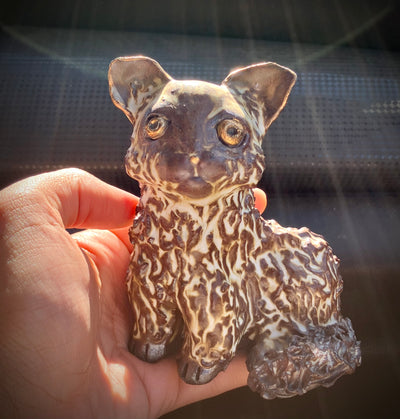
[109,56,296,201]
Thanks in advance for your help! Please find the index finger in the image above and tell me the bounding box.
[254,188,267,213]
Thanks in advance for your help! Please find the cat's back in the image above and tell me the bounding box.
[249,217,343,328]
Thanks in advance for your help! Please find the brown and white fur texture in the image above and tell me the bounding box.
[108,56,361,399]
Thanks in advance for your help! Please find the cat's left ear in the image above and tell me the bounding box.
[222,62,296,134]
[108,56,172,125]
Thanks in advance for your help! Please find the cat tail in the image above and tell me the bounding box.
[246,317,361,399]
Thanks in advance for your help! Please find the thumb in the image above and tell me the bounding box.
[1,168,139,230]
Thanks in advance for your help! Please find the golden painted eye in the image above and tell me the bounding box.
[145,115,169,140]
[217,118,247,147]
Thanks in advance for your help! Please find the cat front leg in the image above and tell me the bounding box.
[246,317,361,399]
[128,293,180,363]
[127,265,181,363]
[176,313,238,385]
[176,278,246,384]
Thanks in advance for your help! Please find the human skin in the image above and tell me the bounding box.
[0,168,267,419]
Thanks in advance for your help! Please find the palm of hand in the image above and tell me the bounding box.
[0,169,257,419]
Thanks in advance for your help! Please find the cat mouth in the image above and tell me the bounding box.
[175,176,213,198]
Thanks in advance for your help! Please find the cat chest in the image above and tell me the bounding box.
[132,215,252,288]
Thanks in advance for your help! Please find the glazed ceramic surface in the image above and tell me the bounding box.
[108,56,361,399]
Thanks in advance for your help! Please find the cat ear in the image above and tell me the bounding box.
[108,56,172,124]
[222,62,296,134]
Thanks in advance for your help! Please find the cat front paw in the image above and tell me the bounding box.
[129,339,167,363]
[177,357,228,385]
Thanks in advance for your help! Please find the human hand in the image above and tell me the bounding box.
[0,169,267,419]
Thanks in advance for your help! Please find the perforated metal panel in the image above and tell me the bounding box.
[1,26,399,193]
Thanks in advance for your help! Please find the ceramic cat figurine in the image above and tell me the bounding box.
[108,56,361,399]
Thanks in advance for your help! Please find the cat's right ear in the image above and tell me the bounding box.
[222,62,296,135]
[108,56,172,125]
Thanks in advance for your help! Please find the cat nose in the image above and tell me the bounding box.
[190,156,200,166]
